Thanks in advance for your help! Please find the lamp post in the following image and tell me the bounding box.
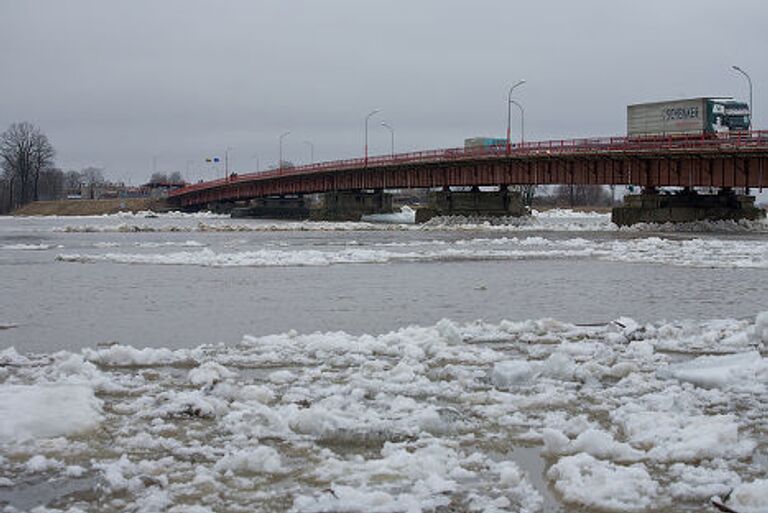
[224,146,232,181]
[506,79,526,155]
[509,100,525,144]
[365,109,381,166]
[251,153,260,172]
[732,65,753,130]
[380,122,395,157]
[279,131,291,171]
[303,141,315,164]
[185,160,193,182]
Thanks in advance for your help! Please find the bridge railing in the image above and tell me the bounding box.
[172,130,768,196]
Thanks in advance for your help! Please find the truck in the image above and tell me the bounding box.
[627,97,751,137]
[464,137,507,149]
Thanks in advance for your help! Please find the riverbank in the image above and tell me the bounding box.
[12,198,172,216]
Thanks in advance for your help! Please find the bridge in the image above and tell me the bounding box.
[169,131,768,224]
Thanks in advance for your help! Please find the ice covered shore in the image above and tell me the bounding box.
[1,313,767,512]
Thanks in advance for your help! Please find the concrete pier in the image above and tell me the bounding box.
[309,190,394,221]
[415,189,527,223]
[231,196,310,220]
[612,188,765,226]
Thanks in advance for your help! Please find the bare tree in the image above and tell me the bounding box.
[270,161,295,170]
[149,172,169,184]
[168,171,183,183]
[0,122,55,209]
[554,184,612,207]
[80,167,105,187]
[37,168,65,200]
[64,170,83,194]
[80,167,105,199]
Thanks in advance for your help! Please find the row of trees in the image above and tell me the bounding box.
[0,122,114,213]
[0,122,55,212]
[535,184,615,207]
[148,171,183,184]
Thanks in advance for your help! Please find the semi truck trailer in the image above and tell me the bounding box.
[627,97,750,137]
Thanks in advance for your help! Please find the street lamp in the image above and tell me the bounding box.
[380,122,395,157]
[509,100,525,144]
[185,160,194,181]
[279,131,291,171]
[303,141,315,164]
[732,65,753,130]
[365,109,381,166]
[225,146,233,181]
[251,153,260,172]
[507,79,526,155]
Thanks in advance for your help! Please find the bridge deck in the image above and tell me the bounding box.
[171,132,768,207]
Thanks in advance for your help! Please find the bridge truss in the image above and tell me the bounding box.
[171,131,768,208]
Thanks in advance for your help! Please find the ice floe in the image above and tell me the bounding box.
[53,233,768,270]
[0,313,766,512]
[1,243,55,250]
[0,384,103,443]
[546,453,659,512]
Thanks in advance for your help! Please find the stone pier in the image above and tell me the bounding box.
[415,188,527,223]
[611,188,765,226]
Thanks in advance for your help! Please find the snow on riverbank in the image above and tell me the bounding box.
[0,313,766,512]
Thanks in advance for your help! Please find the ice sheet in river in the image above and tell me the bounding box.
[55,234,768,269]
[0,313,766,512]
[39,207,768,239]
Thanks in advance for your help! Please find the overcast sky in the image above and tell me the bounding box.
[1,0,765,184]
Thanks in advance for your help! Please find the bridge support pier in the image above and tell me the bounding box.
[231,196,311,220]
[207,201,242,215]
[611,188,765,226]
[309,190,394,221]
[415,188,527,223]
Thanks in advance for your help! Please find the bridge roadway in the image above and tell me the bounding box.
[170,131,768,208]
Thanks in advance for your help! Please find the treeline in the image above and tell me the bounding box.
[533,185,616,208]
[0,122,55,213]
[0,122,112,214]
[148,171,183,184]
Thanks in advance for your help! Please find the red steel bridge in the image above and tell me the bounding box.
[170,131,768,208]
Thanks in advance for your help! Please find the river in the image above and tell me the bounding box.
[0,210,767,512]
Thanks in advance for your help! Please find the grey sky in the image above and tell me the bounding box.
[1,0,765,184]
